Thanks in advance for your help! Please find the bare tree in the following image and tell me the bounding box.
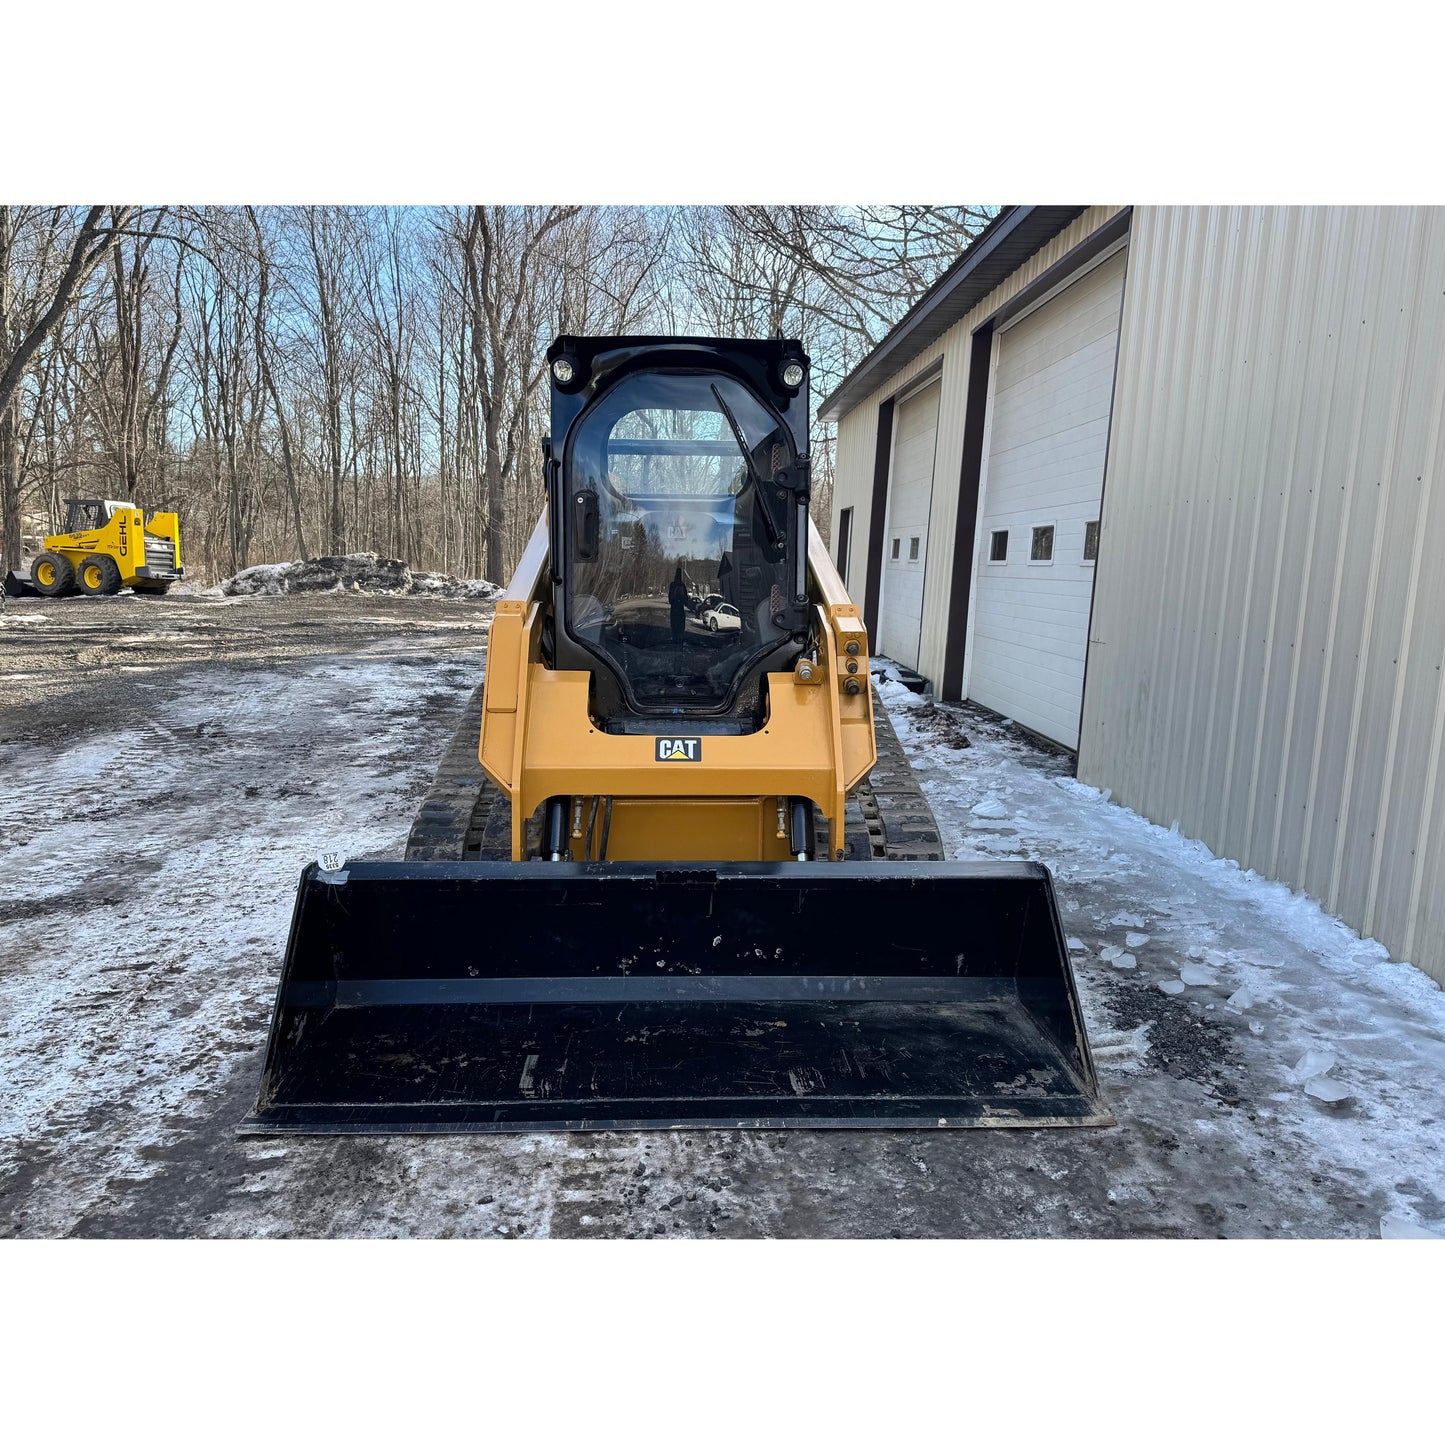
[291,206,362,554]
[1,203,990,581]
[76,207,184,500]
[0,205,138,567]
[242,207,309,560]
[451,205,580,580]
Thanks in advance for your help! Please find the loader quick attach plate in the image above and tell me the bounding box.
[240,860,1111,1134]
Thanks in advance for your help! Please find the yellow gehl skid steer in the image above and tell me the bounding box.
[3,498,184,598]
[244,336,1107,1133]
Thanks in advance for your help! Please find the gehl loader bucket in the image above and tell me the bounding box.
[241,858,1110,1134]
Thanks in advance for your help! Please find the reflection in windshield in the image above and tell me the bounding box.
[564,370,794,711]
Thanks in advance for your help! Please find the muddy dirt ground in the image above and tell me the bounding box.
[1,590,1441,1238]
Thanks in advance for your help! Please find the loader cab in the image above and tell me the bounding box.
[63,498,124,533]
[547,336,812,731]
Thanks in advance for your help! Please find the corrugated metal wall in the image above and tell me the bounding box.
[1080,206,1445,984]
[831,207,1127,686]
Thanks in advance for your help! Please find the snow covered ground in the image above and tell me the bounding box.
[873,662,1445,1240]
[1,598,1441,1238]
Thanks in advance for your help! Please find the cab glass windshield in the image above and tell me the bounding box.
[563,370,795,710]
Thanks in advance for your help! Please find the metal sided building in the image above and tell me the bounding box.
[822,205,1445,985]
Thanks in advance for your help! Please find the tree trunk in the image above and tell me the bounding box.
[1,398,20,573]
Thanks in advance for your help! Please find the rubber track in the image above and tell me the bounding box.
[849,698,945,861]
[403,679,502,861]
[405,683,944,864]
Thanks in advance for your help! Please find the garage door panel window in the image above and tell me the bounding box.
[1083,519,1100,564]
[989,529,1008,563]
[891,537,900,560]
[909,536,920,561]
[1030,525,1055,564]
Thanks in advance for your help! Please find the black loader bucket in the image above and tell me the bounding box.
[240,859,1111,1134]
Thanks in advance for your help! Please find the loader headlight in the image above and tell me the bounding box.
[552,356,577,385]
[781,361,805,389]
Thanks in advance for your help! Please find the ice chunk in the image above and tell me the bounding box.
[1126,932,1151,949]
[1158,979,1186,995]
[1304,1076,1353,1104]
[1180,964,1217,986]
[1293,1049,1336,1080]
[1112,952,1137,970]
[1099,944,1123,961]
[1379,1215,1443,1240]
[1066,936,1086,953]
[1089,1024,1152,1069]
[1226,987,1255,1010]
[970,798,1010,820]
[1249,1021,1265,1035]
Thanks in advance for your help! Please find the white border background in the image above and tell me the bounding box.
[4,2,1443,1436]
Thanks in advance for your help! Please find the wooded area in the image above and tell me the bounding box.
[0,205,991,584]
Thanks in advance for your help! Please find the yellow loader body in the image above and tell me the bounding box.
[9,499,184,598]
[479,515,876,863]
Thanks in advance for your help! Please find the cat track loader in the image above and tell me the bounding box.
[4,498,184,598]
[243,335,1108,1134]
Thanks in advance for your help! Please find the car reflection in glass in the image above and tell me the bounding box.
[702,602,741,633]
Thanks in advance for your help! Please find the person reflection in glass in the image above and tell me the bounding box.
[668,565,688,645]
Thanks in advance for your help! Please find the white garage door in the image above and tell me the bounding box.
[878,378,940,671]
[968,249,1126,749]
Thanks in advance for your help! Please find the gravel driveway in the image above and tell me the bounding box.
[1,590,1441,1238]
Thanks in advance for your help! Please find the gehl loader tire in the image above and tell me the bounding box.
[131,582,172,597]
[32,552,76,597]
[79,554,122,595]
[76,554,122,596]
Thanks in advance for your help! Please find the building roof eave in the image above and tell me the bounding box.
[816,205,1089,424]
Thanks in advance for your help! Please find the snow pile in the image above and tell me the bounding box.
[407,571,504,601]
[218,553,501,600]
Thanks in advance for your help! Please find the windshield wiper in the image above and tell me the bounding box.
[711,383,781,550]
